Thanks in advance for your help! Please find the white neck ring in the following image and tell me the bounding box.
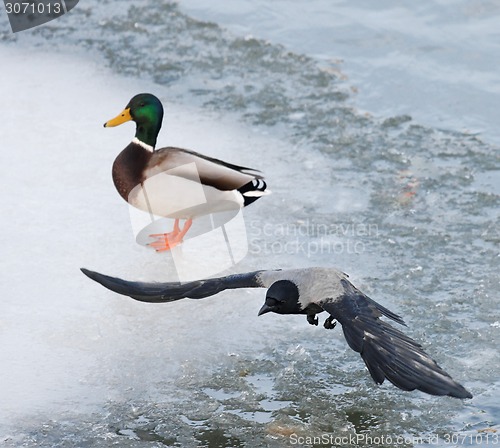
[132,137,154,152]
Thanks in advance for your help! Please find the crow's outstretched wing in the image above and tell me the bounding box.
[81,268,265,303]
[321,279,472,399]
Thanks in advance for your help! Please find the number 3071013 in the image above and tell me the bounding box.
[5,2,62,14]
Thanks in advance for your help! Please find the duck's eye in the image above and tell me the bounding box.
[139,103,145,107]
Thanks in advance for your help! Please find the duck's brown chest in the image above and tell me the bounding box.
[112,143,152,202]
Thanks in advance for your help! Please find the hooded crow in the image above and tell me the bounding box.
[81,267,472,399]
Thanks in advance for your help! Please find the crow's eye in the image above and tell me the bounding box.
[267,297,282,307]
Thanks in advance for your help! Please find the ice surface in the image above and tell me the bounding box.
[0,44,285,432]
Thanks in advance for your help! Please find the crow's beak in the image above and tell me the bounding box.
[258,303,273,316]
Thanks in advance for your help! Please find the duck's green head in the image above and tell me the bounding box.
[104,93,164,149]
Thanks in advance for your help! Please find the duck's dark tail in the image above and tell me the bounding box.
[238,179,270,206]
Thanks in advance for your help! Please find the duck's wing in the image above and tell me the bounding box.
[148,147,264,191]
[81,268,265,303]
[320,278,472,399]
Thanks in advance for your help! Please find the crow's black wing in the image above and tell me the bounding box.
[321,279,472,399]
[81,268,265,303]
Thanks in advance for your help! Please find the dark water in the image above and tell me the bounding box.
[178,0,500,145]
[1,1,499,447]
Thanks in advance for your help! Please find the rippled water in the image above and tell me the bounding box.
[1,1,499,447]
[178,0,500,144]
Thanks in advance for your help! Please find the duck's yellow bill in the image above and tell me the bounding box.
[104,108,132,127]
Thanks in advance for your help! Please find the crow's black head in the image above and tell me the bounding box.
[258,280,301,316]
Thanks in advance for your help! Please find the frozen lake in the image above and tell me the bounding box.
[0,1,499,446]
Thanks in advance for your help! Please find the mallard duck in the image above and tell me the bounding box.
[104,93,269,251]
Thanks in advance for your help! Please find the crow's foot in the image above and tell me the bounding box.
[324,316,337,329]
[307,314,319,326]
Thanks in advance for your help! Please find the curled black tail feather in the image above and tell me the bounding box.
[238,178,269,206]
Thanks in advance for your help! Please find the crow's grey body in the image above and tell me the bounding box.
[81,267,472,399]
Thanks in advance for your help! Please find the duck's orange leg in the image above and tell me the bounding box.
[148,219,193,252]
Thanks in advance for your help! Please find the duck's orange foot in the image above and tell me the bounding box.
[147,233,184,252]
[147,219,192,252]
